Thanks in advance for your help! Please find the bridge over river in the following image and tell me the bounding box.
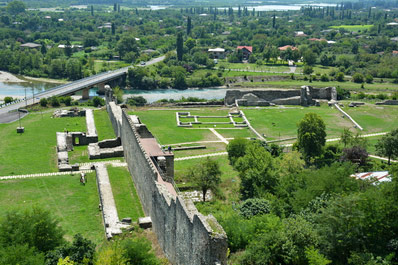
[0,56,164,117]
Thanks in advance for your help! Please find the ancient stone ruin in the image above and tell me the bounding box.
[225,86,337,107]
[105,89,228,265]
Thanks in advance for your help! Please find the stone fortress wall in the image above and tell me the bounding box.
[105,93,227,264]
[225,86,337,106]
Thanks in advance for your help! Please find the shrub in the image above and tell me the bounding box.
[40,98,48,107]
[365,74,373,84]
[4,96,13,104]
[240,198,271,219]
[49,96,60,107]
[320,74,329,82]
[352,73,364,83]
[303,65,313,75]
[336,87,350,100]
[92,96,105,107]
[335,72,345,82]
[126,96,147,107]
[376,93,387,100]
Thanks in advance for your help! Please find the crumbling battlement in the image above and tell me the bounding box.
[112,108,227,265]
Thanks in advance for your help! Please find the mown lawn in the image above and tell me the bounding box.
[0,173,105,243]
[0,112,86,176]
[107,166,144,222]
[243,104,354,140]
[130,108,228,144]
[343,105,398,133]
[330,24,373,32]
[94,109,116,141]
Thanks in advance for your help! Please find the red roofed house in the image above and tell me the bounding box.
[392,50,398,56]
[237,46,253,60]
[278,45,298,51]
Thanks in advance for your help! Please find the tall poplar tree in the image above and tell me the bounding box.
[176,32,183,61]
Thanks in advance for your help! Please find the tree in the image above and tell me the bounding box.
[6,0,26,15]
[235,142,277,198]
[240,198,271,219]
[340,146,369,168]
[92,96,105,107]
[0,207,64,253]
[352,73,364,83]
[116,35,138,60]
[188,157,221,202]
[173,71,187,89]
[187,16,192,35]
[376,129,398,165]
[185,38,195,51]
[340,128,353,147]
[297,113,326,163]
[66,59,82,80]
[122,236,161,265]
[226,138,250,166]
[176,32,184,61]
[0,244,44,265]
[302,50,316,65]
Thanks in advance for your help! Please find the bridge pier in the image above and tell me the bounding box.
[98,83,106,94]
[82,87,90,100]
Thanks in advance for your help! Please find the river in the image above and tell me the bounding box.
[0,78,228,103]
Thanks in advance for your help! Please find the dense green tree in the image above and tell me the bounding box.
[188,157,221,202]
[297,113,326,163]
[6,0,26,15]
[235,142,277,198]
[173,71,187,89]
[376,129,398,164]
[187,16,192,35]
[0,207,64,253]
[176,32,184,61]
[0,244,44,265]
[66,58,82,80]
[116,35,138,61]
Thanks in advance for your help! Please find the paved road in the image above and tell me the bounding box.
[0,55,165,116]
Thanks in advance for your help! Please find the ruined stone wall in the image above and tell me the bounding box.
[120,110,227,265]
[225,89,300,105]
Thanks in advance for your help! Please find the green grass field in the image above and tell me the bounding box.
[94,109,116,141]
[330,24,373,32]
[218,62,290,73]
[343,105,398,133]
[0,173,105,243]
[243,104,355,140]
[107,166,144,222]
[0,112,86,176]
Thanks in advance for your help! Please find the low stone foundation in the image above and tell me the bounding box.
[375,100,398,105]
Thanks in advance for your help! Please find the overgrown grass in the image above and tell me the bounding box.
[0,112,86,176]
[107,166,144,222]
[0,173,105,243]
[94,109,116,141]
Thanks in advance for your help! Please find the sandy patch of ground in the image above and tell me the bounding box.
[0,71,26,83]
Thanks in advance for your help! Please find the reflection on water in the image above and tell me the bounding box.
[0,79,58,97]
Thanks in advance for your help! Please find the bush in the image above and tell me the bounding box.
[226,138,250,166]
[49,96,60,107]
[320,74,329,82]
[365,74,373,84]
[352,73,364,83]
[92,96,105,107]
[240,198,271,219]
[303,65,313,75]
[335,72,345,82]
[4,96,13,104]
[126,96,147,107]
[376,93,387,100]
[336,86,350,100]
[40,98,48,107]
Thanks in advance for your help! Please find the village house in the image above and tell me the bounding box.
[208,48,226,59]
[20,42,42,49]
[237,46,252,60]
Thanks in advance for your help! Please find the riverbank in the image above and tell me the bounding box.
[0,71,26,83]
[22,75,68,84]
